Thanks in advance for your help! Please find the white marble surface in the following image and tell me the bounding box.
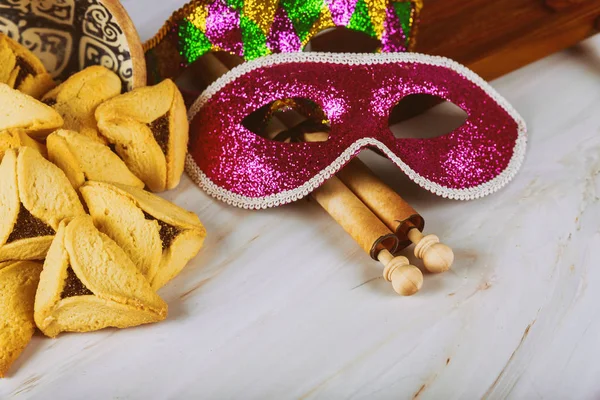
[3,2,600,398]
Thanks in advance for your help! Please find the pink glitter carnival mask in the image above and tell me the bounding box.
[144,0,422,83]
[186,52,527,209]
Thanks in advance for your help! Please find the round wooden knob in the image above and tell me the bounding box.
[379,252,423,296]
[414,234,454,273]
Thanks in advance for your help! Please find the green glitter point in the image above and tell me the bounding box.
[226,0,244,12]
[280,0,324,42]
[241,16,270,60]
[179,19,212,64]
[392,2,412,45]
[348,0,376,38]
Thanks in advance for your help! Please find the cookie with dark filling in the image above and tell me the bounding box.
[95,79,188,192]
[42,66,121,143]
[47,129,144,190]
[34,216,168,338]
[0,33,55,99]
[80,181,206,290]
[0,260,43,378]
[0,84,63,138]
[0,148,85,262]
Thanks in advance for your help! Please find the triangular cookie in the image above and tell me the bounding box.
[47,129,144,190]
[0,148,85,262]
[0,129,47,162]
[0,84,63,137]
[80,181,206,290]
[41,66,121,143]
[0,33,55,99]
[0,260,43,378]
[34,216,168,337]
[95,79,188,192]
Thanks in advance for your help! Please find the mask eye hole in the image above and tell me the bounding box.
[243,98,331,143]
[389,94,468,139]
[304,27,380,53]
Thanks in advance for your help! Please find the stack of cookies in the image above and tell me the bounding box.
[0,33,207,378]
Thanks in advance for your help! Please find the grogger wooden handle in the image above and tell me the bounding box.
[408,229,454,274]
[377,249,423,296]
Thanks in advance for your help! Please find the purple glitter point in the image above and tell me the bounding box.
[324,0,358,26]
[381,3,407,53]
[206,0,244,56]
[267,6,302,53]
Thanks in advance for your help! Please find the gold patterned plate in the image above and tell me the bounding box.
[0,0,146,91]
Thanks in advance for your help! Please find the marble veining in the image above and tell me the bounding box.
[1,1,600,398]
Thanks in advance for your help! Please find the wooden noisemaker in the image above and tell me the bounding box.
[311,176,423,296]
[303,30,454,273]
[337,159,454,273]
[283,127,455,274]
[253,93,425,294]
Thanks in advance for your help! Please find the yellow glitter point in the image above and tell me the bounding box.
[366,0,387,39]
[188,3,209,33]
[243,0,278,35]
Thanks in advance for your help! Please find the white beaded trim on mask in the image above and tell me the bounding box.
[185,52,527,209]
